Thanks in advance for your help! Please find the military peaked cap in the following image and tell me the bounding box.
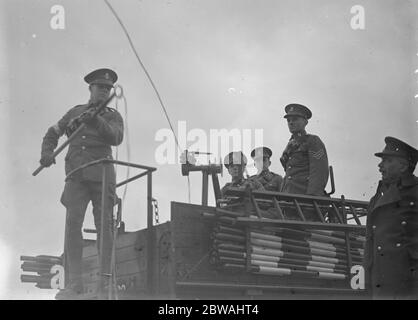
[84,68,118,87]
[284,103,312,120]
[224,151,247,168]
[375,136,418,165]
[251,147,273,159]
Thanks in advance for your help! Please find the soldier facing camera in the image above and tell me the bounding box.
[39,68,124,299]
[280,103,329,197]
[249,146,283,192]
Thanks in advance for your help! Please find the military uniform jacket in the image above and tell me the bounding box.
[221,178,264,198]
[41,103,124,183]
[364,175,418,299]
[280,131,329,196]
[250,169,283,192]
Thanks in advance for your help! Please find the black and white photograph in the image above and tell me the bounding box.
[0,0,417,303]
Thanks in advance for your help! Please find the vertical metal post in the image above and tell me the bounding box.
[202,171,209,206]
[341,196,353,283]
[211,173,222,207]
[63,215,69,290]
[245,228,251,272]
[147,172,155,295]
[99,163,108,298]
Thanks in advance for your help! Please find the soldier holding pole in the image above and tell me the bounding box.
[38,68,124,299]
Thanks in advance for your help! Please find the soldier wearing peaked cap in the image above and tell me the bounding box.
[280,104,329,198]
[364,137,418,299]
[249,147,283,192]
[221,151,264,198]
[39,68,124,299]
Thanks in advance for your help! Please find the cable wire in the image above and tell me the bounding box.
[103,0,182,153]
[104,0,191,202]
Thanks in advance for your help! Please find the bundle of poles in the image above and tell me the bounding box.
[20,255,63,289]
[207,209,365,281]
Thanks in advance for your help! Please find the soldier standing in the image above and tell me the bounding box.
[364,137,418,299]
[249,147,283,192]
[280,103,329,196]
[39,68,124,298]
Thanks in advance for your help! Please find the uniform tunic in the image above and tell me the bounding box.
[41,102,124,289]
[249,169,283,192]
[364,175,418,299]
[221,178,264,216]
[42,103,124,182]
[280,131,329,196]
[221,178,264,198]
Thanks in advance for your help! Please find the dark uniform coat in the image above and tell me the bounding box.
[364,175,418,299]
[221,178,264,214]
[280,131,329,196]
[221,178,264,198]
[249,169,283,192]
[41,102,123,289]
[41,103,124,182]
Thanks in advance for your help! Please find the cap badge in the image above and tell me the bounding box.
[104,73,110,80]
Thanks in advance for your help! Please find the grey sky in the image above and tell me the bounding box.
[0,0,417,299]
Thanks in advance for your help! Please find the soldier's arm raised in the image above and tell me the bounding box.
[306,135,329,195]
[93,110,124,146]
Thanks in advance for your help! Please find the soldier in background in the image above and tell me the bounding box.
[364,137,418,299]
[39,68,124,299]
[249,147,283,192]
[280,103,329,196]
[221,151,264,197]
[220,152,264,216]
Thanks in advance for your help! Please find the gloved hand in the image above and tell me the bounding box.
[40,153,56,167]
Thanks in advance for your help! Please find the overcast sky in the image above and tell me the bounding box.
[0,0,417,299]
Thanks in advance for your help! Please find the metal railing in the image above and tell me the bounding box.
[216,187,367,284]
[66,158,157,298]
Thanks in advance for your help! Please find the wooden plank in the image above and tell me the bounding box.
[82,231,141,258]
[175,281,366,296]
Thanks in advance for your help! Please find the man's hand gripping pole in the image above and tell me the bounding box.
[32,85,124,176]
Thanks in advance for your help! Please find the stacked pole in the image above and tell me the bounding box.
[209,208,365,282]
[20,255,63,289]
